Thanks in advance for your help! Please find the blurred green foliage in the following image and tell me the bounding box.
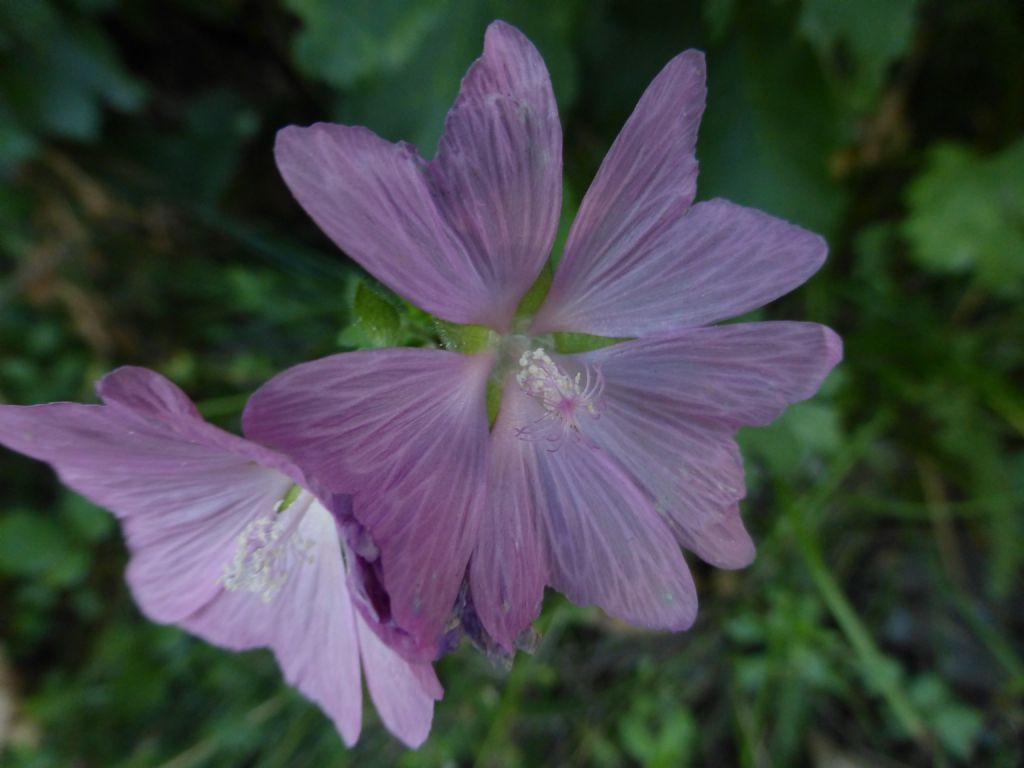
[905,139,1024,294]
[1,0,1022,766]
[799,0,919,113]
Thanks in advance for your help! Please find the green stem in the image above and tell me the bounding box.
[947,580,1024,688]
[155,693,286,768]
[790,414,932,748]
[796,528,929,744]
[473,602,574,767]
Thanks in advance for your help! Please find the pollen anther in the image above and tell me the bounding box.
[515,348,602,444]
[222,490,315,602]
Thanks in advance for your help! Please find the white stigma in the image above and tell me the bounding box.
[515,348,602,441]
[221,487,315,603]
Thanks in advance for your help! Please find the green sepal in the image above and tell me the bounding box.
[486,378,503,428]
[552,331,630,354]
[277,484,302,513]
[434,320,495,354]
[514,259,553,319]
[338,280,403,348]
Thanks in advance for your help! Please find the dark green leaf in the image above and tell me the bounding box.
[799,0,918,111]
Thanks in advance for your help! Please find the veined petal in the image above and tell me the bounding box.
[536,198,828,336]
[357,614,442,749]
[0,398,297,624]
[98,366,307,482]
[244,349,493,661]
[270,504,364,745]
[470,383,549,651]
[0,368,436,746]
[186,501,365,745]
[275,124,489,324]
[533,49,706,335]
[275,23,561,332]
[580,396,754,569]
[121,461,297,626]
[583,322,843,427]
[97,364,203,421]
[576,322,842,567]
[429,20,562,331]
[493,384,697,631]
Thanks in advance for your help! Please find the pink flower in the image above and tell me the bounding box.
[0,367,440,747]
[245,21,842,657]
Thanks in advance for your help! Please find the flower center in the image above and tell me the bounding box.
[515,348,602,441]
[221,485,316,602]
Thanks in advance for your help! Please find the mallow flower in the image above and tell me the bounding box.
[0,367,440,747]
[245,21,842,659]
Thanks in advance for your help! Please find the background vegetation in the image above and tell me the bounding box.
[1,0,1021,765]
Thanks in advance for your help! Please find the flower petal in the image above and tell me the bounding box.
[0,400,296,623]
[584,322,843,427]
[470,384,550,651]
[581,397,754,569]
[494,384,697,631]
[275,23,561,331]
[120,462,297,626]
[0,373,372,745]
[357,613,441,749]
[243,349,492,661]
[535,194,828,336]
[96,364,203,421]
[187,502,365,745]
[276,124,491,324]
[429,20,562,331]
[576,322,842,566]
[272,504,364,745]
[532,49,705,334]
[97,366,309,483]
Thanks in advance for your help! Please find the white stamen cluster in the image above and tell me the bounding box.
[222,499,314,603]
[515,348,602,438]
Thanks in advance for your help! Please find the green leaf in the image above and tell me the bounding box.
[702,0,736,43]
[60,493,113,543]
[740,399,842,477]
[909,674,984,761]
[69,0,119,11]
[698,6,845,237]
[112,89,260,209]
[799,0,918,111]
[0,14,146,143]
[0,510,88,586]
[0,109,39,170]
[619,690,697,767]
[284,0,447,88]
[904,139,1024,295]
[308,0,583,156]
